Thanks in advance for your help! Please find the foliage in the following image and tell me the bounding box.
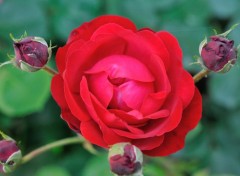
[0,0,240,175]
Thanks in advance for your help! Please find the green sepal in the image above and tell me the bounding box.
[10,31,28,43]
[0,131,13,140]
[2,150,22,173]
[199,36,207,55]
[19,60,42,72]
[216,59,237,73]
[218,23,239,37]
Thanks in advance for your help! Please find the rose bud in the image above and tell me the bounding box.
[13,36,51,72]
[108,143,143,176]
[200,35,237,73]
[0,132,22,173]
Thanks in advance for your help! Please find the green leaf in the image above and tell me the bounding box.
[82,153,112,176]
[0,0,48,39]
[144,164,165,176]
[209,0,239,19]
[208,67,240,109]
[36,165,71,176]
[48,0,101,40]
[0,66,51,117]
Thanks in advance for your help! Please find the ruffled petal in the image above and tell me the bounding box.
[85,55,154,82]
[132,136,164,151]
[137,29,170,70]
[80,76,130,145]
[86,72,113,107]
[65,36,128,93]
[67,15,137,43]
[143,88,202,156]
[80,120,107,148]
[51,75,81,132]
[63,73,90,122]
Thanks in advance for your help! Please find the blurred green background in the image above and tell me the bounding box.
[1,0,240,175]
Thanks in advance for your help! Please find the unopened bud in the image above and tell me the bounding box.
[12,34,51,72]
[200,35,237,72]
[108,143,143,176]
[0,131,22,173]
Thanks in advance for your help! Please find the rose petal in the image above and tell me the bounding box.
[157,31,195,108]
[85,55,155,82]
[67,15,137,43]
[55,46,68,74]
[51,75,68,109]
[51,75,81,132]
[143,88,202,156]
[113,31,171,92]
[80,120,107,148]
[157,31,182,63]
[132,136,164,151]
[118,81,154,110]
[177,70,195,108]
[145,109,169,119]
[137,29,170,70]
[65,36,128,93]
[113,99,182,139]
[90,94,144,135]
[140,90,170,115]
[110,109,148,127]
[86,72,113,107]
[63,73,90,122]
[61,110,80,133]
[80,76,130,145]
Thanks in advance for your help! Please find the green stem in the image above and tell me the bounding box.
[193,69,211,83]
[43,65,58,76]
[0,61,13,68]
[21,136,84,164]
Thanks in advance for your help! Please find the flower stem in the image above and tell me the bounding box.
[193,69,211,83]
[21,136,84,164]
[43,65,58,76]
[0,61,13,68]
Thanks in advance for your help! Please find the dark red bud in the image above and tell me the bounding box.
[13,36,50,72]
[109,144,142,175]
[0,140,21,173]
[201,36,237,72]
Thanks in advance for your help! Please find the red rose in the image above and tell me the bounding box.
[51,15,202,156]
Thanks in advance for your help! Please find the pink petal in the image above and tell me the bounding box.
[65,36,128,93]
[80,76,130,145]
[140,90,170,115]
[145,109,169,119]
[85,55,154,82]
[119,81,154,110]
[86,72,113,107]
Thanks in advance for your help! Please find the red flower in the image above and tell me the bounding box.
[51,15,202,156]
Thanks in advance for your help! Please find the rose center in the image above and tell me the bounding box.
[86,55,155,111]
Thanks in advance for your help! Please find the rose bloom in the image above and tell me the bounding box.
[51,15,202,156]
